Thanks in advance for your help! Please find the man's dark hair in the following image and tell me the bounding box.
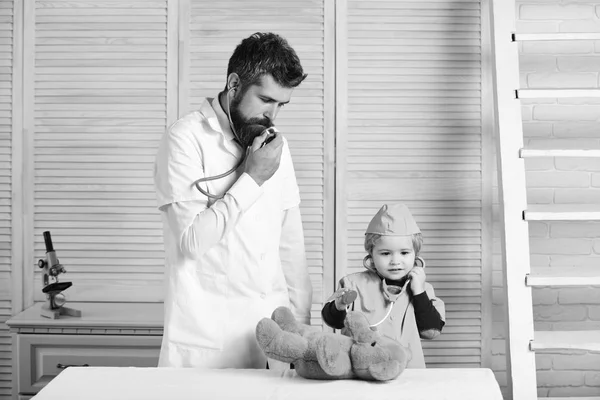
[227,32,307,89]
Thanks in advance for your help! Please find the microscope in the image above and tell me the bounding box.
[38,231,81,319]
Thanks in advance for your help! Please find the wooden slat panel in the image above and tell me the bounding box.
[33,272,164,303]
[2,1,13,396]
[1,0,11,301]
[184,0,330,317]
[339,0,483,368]
[32,0,171,303]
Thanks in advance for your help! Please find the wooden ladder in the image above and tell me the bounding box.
[489,0,600,399]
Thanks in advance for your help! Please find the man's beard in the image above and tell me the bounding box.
[229,95,274,148]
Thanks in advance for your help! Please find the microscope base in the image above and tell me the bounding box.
[41,303,82,319]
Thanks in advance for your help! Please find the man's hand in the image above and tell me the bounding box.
[409,266,426,295]
[244,129,283,186]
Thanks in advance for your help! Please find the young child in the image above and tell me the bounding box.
[321,203,445,368]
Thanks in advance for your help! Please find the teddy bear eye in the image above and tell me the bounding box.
[371,341,376,347]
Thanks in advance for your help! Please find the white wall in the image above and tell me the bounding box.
[492,1,600,398]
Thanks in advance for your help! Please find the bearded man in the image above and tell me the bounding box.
[153,32,313,369]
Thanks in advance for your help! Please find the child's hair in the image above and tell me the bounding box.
[364,233,423,257]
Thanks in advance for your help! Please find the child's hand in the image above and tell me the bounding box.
[409,267,426,295]
[333,288,358,311]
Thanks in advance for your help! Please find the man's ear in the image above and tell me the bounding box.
[227,73,240,92]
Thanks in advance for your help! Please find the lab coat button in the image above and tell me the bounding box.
[260,293,266,299]
[390,315,394,321]
[260,253,265,261]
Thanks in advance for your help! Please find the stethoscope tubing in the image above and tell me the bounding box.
[192,87,246,200]
[369,256,426,328]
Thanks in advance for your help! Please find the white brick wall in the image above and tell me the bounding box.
[492,2,600,399]
[520,4,595,20]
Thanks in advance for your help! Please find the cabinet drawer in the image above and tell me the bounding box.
[18,334,161,394]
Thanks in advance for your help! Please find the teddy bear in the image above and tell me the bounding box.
[255,306,410,381]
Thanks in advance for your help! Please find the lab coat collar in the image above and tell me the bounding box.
[201,96,241,158]
[381,277,410,303]
[208,95,236,142]
[384,275,410,289]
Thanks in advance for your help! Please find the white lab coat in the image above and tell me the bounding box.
[153,97,312,368]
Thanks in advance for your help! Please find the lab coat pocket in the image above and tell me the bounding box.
[171,271,226,351]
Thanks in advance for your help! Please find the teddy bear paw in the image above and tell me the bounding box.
[315,334,352,377]
[368,360,404,381]
[256,318,308,363]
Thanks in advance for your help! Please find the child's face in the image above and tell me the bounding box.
[371,235,416,281]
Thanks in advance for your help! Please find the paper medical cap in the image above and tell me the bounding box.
[365,204,421,236]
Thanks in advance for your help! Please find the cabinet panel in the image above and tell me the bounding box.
[18,334,161,394]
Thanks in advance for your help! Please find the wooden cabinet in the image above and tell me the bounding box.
[7,302,163,398]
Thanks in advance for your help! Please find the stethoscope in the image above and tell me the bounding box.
[369,256,426,328]
[191,87,276,200]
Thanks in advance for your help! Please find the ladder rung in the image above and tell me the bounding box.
[527,267,600,287]
[518,89,600,99]
[524,204,600,221]
[543,398,600,400]
[520,149,600,158]
[531,330,600,352]
[515,33,600,41]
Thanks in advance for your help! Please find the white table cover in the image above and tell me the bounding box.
[32,367,504,400]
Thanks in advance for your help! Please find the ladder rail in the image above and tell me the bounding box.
[489,0,538,399]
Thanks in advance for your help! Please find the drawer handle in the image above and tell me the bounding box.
[57,363,89,370]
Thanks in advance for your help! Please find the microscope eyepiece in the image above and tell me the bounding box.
[43,231,54,253]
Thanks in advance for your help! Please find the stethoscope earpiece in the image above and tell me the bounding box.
[414,256,425,269]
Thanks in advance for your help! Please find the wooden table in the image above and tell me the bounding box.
[32,367,503,400]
